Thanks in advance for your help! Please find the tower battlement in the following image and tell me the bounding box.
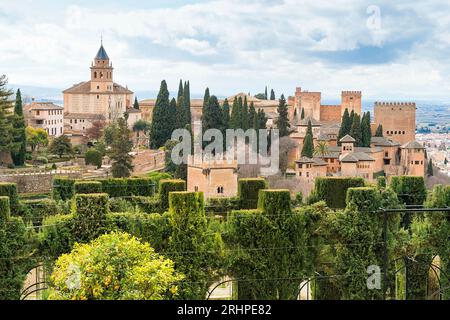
[374,102,416,108]
[342,91,362,95]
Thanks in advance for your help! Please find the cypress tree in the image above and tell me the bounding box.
[177,79,184,101]
[0,76,18,166]
[169,98,177,133]
[183,81,191,126]
[241,96,249,130]
[202,96,223,149]
[176,96,186,129]
[249,102,256,129]
[222,99,230,129]
[361,112,372,147]
[275,94,290,137]
[301,133,314,159]
[237,97,243,129]
[350,113,362,147]
[338,108,351,145]
[258,109,268,129]
[150,80,172,149]
[375,124,383,137]
[301,108,305,120]
[201,88,211,132]
[270,89,276,100]
[427,159,434,177]
[133,97,140,110]
[230,98,240,129]
[11,89,26,166]
[265,86,268,100]
[306,119,313,138]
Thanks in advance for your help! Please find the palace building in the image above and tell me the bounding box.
[63,42,136,142]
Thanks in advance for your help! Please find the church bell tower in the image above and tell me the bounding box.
[90,40,114,92]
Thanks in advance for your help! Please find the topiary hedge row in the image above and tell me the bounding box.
[74,181,103,194]
[0,183,19,213]
[72,193,109,243]
[100,178,156,198]
[21,199,59,226]
[390,176,427,207]
[0,196,10,222]
[52,177,75,201]
[313,177,365,209]
[238,178,267,209]
[159,179,186,211]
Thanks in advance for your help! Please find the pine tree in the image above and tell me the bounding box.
[349,113,362,147]
[111,117,134,178]
[375,124,383,137]
[222,99,230,129]
[361,112,372,147]
[241,96,249,130]
[270,89,276,100]
[0,75,18,166]
[133,97,140,110]
[150,80,172,149]
[338,108,351,145]
[275,94,290,137]
[301,123,314,159]
[11,89,26,166]
[427,159,434,177]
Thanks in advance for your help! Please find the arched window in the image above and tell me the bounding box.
[217,186,224,194]
[94,71,97,79]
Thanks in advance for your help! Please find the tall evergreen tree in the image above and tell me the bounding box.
[257,109,268,130]
[301,108,305,120]
[301,121,314,158]
[222,99,230,129]
[349,113,362,147]
[230,98,240,129]
[427,159,434,177]
[111,117,134,178]
[265,86,268,100]
[175,96,186,129]
[338,108,351,145]
[306,119,313,138]
[150,80,173,149]
[177,79,184,101]
[183,81,191,126]
[0,75,19,166]
[275,94,290,137]
[241,96,249,130]
[248,102,256,129]
[375,124,383,137]
[202,96,223,150]
[133,97,140,110]
[237,97,243,129]
[270,89,276,100]
[11,89,26,166]
[169,98,177,131]
[361,112,372,147]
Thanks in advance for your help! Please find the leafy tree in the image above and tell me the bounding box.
[49,135,73,158]
[427,159,434,177]
[375,124,383,137]
[26,127,48,153]
[11,89,26,166]
[86,120,106,141]
[132,119,151,133]
[150,80,173,149]
[338,108,351,145]
[85,148,103,168]
[110,118,134,178]
[361,112,372,147]
[275,94,290,137]
[254,93,265,100]
[48,232,183,300]
[0,75,18,166]
[270,89,276,100]
[349,113,362,147]
[133,97,140,110]
[301,126,314,158]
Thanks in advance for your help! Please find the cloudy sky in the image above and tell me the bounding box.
[1,0,450,101]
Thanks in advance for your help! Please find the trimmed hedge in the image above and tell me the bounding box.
[0,196,10,222]
[52,177,75,201]
[100,178,156,198]
[126,196,161,213]
[160,179,186,211]
[313,177,365,209]
[377,176,387,189]
[39,214,75,259]
[258,189,291,218]
[74,181,103,194]
[0,183,19,213]
[73,193,109,243]
[21,199,59,226]
[346,187,380,212]
[238,178,267,209]
[206,197,240,216]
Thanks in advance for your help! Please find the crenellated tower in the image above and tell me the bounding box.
[374,102,416,145]
[341,91,362,116]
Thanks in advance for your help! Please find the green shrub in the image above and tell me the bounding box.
[313,177,365,209]
[238,178,267,209]
[127,196,161,213]
[206,197,240,216]
[147,172,173,191]
[377,176,387,189]
[258,189,291,218]
[159,179,186,211]
[127,178,156,197]
[0,183,19,213]
[390,176,427,206]
[53,177,75,201]
[74,181,103,194]
[21,199,59,226]
[38,214,75,260]
[109,197,135,213]
[35,156,48,164]
[0,196,10,222]
[346,187,380,212]
[85,148,103,168]
[72,193,109,243]
[100,178,129,197]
